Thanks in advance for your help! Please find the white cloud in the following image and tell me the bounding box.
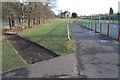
[55,0,119,15]
[118,1,120,13]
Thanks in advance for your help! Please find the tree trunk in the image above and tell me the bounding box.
[18,17,21,23]
[11,18,15,27]
[8,17,12,29]
[33,17,35,25]
[36,18,39,25]
[39,18,41,24]
[43,19,45,23]
[28,19,30,28]
[35,19,37,25]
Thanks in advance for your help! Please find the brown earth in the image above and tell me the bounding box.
[6,34,59,64]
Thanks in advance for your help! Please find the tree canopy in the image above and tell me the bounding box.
[72,12,77,18]
[109,7,114,15]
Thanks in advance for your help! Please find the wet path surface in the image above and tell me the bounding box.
[69,23,120,78]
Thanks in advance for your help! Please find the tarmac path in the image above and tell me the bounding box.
[69,23,120,78]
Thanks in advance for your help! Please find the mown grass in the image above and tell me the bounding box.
[19,19,76,55]
[76,19,118,23]
[2,37,27,72]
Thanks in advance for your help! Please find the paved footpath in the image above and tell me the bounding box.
[2,53,78,78]
[69,23,120,78]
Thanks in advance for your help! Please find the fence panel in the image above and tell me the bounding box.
[96,23,100,32]
[101,23,108,35]
[109,24,119,39]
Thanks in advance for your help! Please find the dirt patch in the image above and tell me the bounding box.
[6,34,59,64]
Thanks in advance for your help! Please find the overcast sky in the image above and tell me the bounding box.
[53,0,120,16]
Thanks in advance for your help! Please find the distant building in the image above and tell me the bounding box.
[64,11,71,18]
[60,11,71,18]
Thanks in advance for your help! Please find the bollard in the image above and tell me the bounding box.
[100,23,102,33]
[107,23,110,36]
[67,23,70,41]
[118,29,120,41]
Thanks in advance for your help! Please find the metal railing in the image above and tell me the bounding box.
[79,21,120,41]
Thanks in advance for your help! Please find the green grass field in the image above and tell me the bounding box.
[76,19,118,23]
[2,36,27,72]
[19,19,76,55]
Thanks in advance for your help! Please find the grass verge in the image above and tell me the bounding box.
[19,19,76,55]
[2,36,27,72]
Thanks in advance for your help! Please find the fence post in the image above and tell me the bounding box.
[95,23,96,32]
[89,22,91,29]
[91,23,93,30]
[100,23,102,33]
[107,23,110,36]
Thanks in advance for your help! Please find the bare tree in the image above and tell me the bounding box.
[2,1,57,29]
[2,2,23,29]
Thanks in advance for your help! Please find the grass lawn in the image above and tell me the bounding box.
[2,36,27,72]
[19,19,76,55]
[76,19,118,23]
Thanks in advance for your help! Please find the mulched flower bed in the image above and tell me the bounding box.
[6,34,59,64]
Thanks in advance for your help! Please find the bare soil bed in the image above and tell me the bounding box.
[6,34,59,64]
